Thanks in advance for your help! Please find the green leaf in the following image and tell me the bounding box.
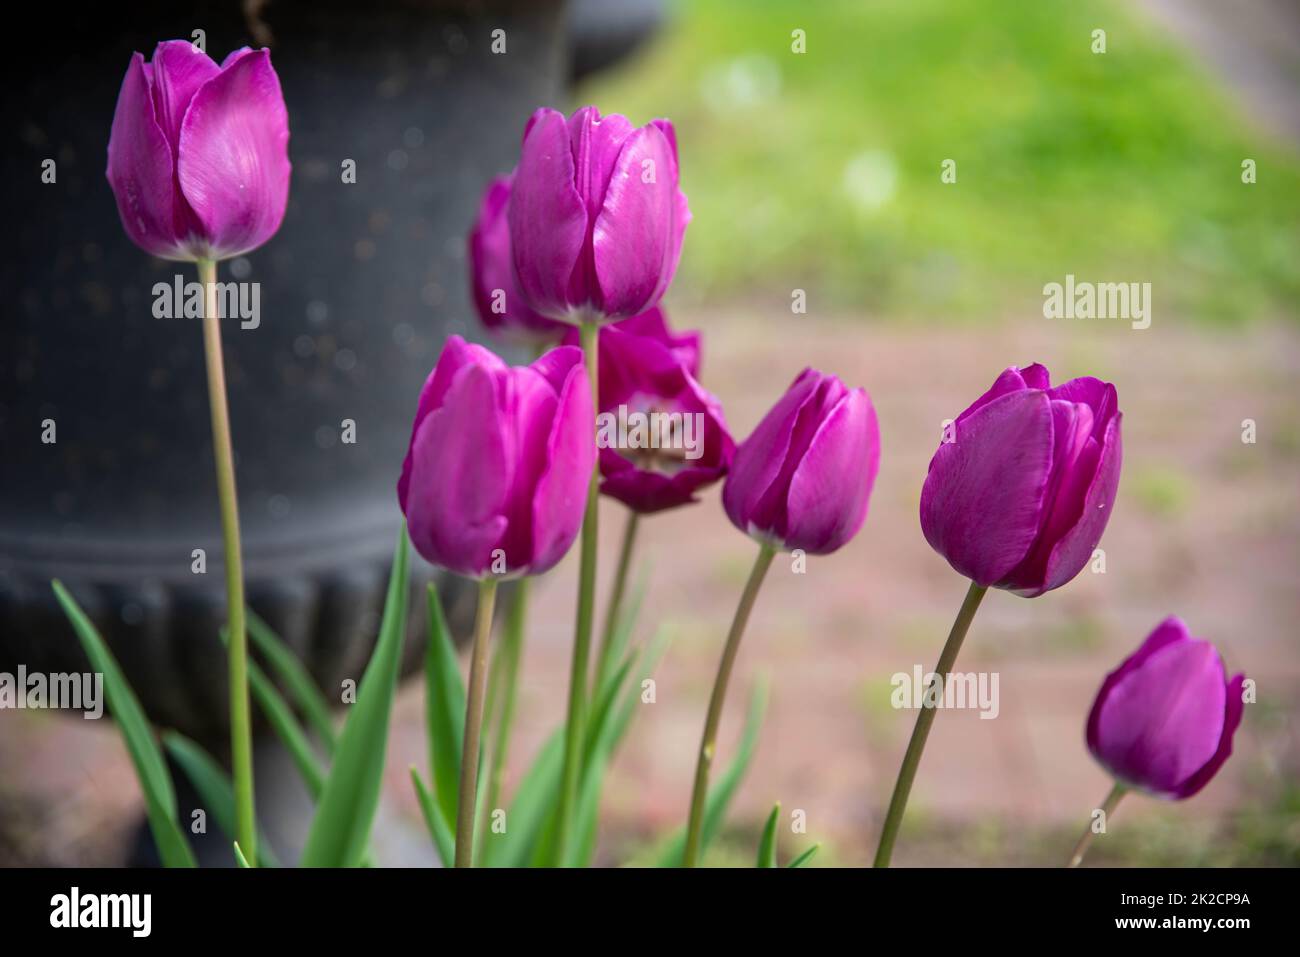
[51,580,196,869]
[425,582,466,837]
[656,677,770,867]
[222,628,326,799]
[757,802,780,868]
[299,527,409,867]
[163,731,280,867]
[234,843,251,868]
[480,729,564,868]
[246,610,337,753]
[410,767,455,868]
[787,843,821,868]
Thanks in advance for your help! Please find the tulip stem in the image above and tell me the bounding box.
[196,258,256,868]
[873,580,988,868]
[556,318,601,865]
[683,542,777,867]
[1067,782,1127,868]
[594,509,640,693]
[455,577,498,867]
[483,577,527,840]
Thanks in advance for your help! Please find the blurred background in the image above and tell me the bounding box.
[3,0,1297,866]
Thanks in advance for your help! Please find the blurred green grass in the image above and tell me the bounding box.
[579,0,1300,323]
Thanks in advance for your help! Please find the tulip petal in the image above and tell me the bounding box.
[1087,616,1191,756]
[404,363,510,578]
[955,365,1043,427]
[529,362,595,574]
[106,53,189,259]
[920,390,1054,586]
[509,109,588,319]
[1038,412,1122,593]
[177,47,291,259]
[784,388,880,554]
[592,123,680,318]
[1092,638,1227,796]
[495,366,561,573]
[148,40,219,154]
[1175,672,1246,799]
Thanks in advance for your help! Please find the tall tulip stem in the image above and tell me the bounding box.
[1067,782,1127,868]
[197,258,256,867]
[873,580,988,867]
[456,578,499,867]
[557,318,601,864]
[484,577,528,828]
[594,509,640,692]
[683,542,777,867]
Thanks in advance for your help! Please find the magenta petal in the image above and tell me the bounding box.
[508,108,588,319]
[920,389,1054,586]
[591,123,680,318]
[1087,616,1191,755]
[148,40,219,154]
[954,365,1038,427]
[784,388,880,554]
[1175,672,1246,799]
[176,47,291,259]
[404,364,511,578]
[1092,638,1227,797]
[1039,412,1122,593]
[529,361,595,574]
[106,52,190,259]
[528,344,585,396]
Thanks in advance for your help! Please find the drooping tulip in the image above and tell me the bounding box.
[723,369,880,554]
[106,40,291,262]
[573,308,731,513]
[469,174,568,347]
[1087,617,1245,799]
[507,106,690,323]
[919,364,1122,597]
[398,337,594,580]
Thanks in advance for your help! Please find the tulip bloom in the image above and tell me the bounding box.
[469,174,569,347]
[507,106,690,323]
[397,336,594,580]
[1087,617,1245,799]
[723,369,881,555]
[106,40,291,262]
[919,364,1123,597]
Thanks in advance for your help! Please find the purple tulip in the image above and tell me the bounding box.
[469,174,569,347]
[1087,617,1245,799]
[569,308,730,513]
[397,336,594,580]
[507,106,690,323]
[723,369,880,554]
[920,364,1123,597]
[106,40,291,261]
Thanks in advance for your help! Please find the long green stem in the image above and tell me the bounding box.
[1067,782,1127,868]
[455,578,498,867]
[683,542,776,867]
[197,258,255,867]
[484,578,527,831]
[593,509,639,693]
[556,318,601,865]
[873,580,987,867]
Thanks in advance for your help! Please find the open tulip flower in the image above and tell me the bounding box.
[107,40,291,262]
[1069,617,1246,866]
[684,369,880,866]
[469,173,569,348]
[875,363,1124,868]
[508,105,690,324]
[920,364,1123,597]
[397,336,594,581]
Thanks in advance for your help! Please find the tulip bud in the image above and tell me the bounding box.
[919,364,1123,597]
[568,308,731,513]
[507,106,690,323]
[469,174,569,347]
[106,41,291,262]
[397,337,594,580]
[1087,617,1245,798]
[722,369,880,554]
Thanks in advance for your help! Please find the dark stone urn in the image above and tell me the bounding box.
[0,0,660,864]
